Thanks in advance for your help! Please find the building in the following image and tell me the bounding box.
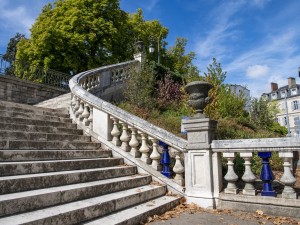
[261,77,300,136]
[229,84,251,111]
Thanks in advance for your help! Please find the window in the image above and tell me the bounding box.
[291,101,299,111]
[291,88,297,95]
[294,116,300,126]
[281,91,286,98]
[271,93,277,100]
[277,117,281,124]
[283,117,287,126]
[281,102,285,111]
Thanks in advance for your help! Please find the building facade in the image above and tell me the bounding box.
[229,84,251,111]
[261,77,300,136]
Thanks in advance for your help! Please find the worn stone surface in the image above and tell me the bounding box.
[0,76,68,105]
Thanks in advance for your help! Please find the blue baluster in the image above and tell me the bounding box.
[159,141,171,178]
[258,152,276,197]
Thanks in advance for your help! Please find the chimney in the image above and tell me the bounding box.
[298,67,300,77]
[271,82,278,92]
[288,77,296,88]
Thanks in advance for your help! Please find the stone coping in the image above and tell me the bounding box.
[69,61,187,152]
[0,75,69,92]
[212,137,300,152]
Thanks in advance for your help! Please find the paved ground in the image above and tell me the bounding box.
[147,204,300,225]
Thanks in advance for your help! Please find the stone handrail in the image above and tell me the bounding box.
[69,60,187,192]
[211,137,299,200]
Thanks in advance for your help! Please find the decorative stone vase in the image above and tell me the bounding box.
[135,41,144,53]
[185,81,213,118]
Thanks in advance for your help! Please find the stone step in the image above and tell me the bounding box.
[0,166,137,194]
[0,110,72,123]
[0,185,166,225]
[83,195,182,225]
[0,100,69,118]
[0,130,91,142]
[0,116,76,129]
[0,175,152,217]
[0,158,123,176]
[0,122,83,135]
[0,140,101,150]
[0,150,112,161]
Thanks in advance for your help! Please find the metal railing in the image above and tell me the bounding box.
[0,55,71,90]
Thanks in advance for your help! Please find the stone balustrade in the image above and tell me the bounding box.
[69,59,299,214]
[69,60,187,194]
[212,137,299,199]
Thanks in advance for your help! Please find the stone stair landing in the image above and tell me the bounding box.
[0,100,181,224]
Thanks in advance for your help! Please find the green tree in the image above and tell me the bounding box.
[128,8,168,62]
[250,97,279,129]
[16,0,133,77]
[164,37,200,83]
[203,58,227,120]
[3,33,25,64]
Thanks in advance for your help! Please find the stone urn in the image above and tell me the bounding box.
[185,81,213,118]
[134,41,144,53]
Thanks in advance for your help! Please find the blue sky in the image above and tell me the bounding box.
[0,0,300,97]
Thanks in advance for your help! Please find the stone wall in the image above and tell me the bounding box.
[0,75,68,104]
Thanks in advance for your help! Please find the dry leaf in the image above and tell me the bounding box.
[256,210,264,215]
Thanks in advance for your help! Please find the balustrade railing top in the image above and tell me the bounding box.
[212,136,300,152]
[69,61,187,152]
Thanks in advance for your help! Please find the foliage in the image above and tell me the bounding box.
[250,97,279,129]
[16,0,133,76]
[157,75,182,108]
[217,85,249,119]
[202,58,227,120]
[128,8,168,61]
[123,61,157,109]
[3,33,25,64]
[164,37,200,83]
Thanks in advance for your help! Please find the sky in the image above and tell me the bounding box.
[0,0,300,97]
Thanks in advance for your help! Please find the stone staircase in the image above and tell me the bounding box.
[0,100,181,225]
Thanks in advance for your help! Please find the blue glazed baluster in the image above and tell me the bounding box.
[258,152,276,197]
[159,141,171,178]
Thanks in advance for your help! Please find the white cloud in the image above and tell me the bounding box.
[144,0,160,12]
[246,65,269,78]
[0,6,35,35]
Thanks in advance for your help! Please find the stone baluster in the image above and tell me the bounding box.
[258,152,276,197]
[110,116,121,146]
[75,100,84,119]
[83,79,88,90]
[149,137,161,171]
[87,76,92,91]
[87,105,93,129]
[240,152,256,195]
[173,153,185,186]
[119,122,130,152]
[92,76,96,89]
[73,96,80,115]
[279,152,297,199]
[81,103,90,126]
[223,152,238,194]
[71,94,76,108]
[138,132,151,164]
[129,127,140,158]
[159,141,171,178]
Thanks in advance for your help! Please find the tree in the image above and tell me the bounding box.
[203,58,227,120]
[164,37,200,83]
[128,8,168,62]
[250,97,279,128]
[3,33,25,64]
[16,0,133,77]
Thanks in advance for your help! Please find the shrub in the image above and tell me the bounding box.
[157,75,182,108]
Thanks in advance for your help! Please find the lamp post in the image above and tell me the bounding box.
[149,37,161,64]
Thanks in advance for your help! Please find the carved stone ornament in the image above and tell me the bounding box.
[184,81,213,118]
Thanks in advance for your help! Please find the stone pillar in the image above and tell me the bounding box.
[133,41,145,64]
[92,108,113,141]
[182,118,220,208]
